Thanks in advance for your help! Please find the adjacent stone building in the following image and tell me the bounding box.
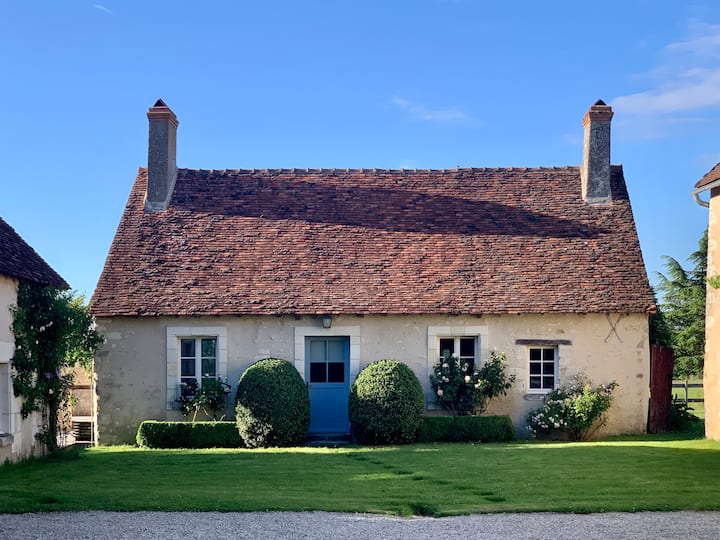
[0,217,67,461]
[692,165,720,440]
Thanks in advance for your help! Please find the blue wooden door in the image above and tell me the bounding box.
[306,336,350,433]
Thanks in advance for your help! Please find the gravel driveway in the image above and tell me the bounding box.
[1,511,719,539]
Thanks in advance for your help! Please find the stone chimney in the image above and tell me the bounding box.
[145,99,178,210]
[581,99,613,204]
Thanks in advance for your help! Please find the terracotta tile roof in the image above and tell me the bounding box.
[90,166,654,316]
[0,217,67,287]
[695,162,720,189]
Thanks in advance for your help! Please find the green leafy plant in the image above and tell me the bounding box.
[669,397,701,432]
[708,275,720,289]
[348,360,424,445]
[526,375,617,441]
[430,351,515,415]
[136,421,244,448]
[416,415,515,443]
[10,282,103,452]
[178,378,231,421]
[235,358,310,448]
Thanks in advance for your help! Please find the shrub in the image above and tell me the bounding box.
[430,351,515,415]
[417,415,515,443]
[348,360,424,445]
[178,377,231,421]
[235,358,310,448]
[669,397,701,431]
[136,421,243,448]
[526,375,617,441]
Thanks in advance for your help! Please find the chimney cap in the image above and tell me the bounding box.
[147,98,178,126]
[583,99,613,126]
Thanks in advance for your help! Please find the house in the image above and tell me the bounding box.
[90,99,655,444]
[0,217,67,461]
[692,165,720,440]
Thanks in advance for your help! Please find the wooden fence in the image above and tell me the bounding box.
[672,380,704,404]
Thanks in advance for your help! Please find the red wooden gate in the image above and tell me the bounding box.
[648,345,674,433]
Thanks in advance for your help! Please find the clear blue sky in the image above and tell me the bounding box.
[2,1,719,299]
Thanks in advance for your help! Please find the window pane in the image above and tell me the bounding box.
[310,362,326,383]
[529,376,541,389]
[463,359,475,373]
[327,340,344,362]
[543,348,555,361]
[180,377,197,395]
[181,339,195,358]
[529,362,541,375]
[529,348,541,361]
[459,338,475,357]
[202,357,216,377]
[201,338,216,358]
[440,338,454,358]
[310,340,326,362]
[543,362,554,376]
[543,376,555,389]
[327,362,345,383]
[181,358,195,377]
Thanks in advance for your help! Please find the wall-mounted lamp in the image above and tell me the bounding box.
[321,315,333,329]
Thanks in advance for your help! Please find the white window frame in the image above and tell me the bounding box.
[527,346,558,394]
[166,326,227,410]
[179,337,218,390]
[427,325,488,409]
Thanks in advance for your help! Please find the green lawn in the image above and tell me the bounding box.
[1,434,719,516]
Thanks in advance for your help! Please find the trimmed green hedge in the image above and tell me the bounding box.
[349,360,425,445]
[416,415,515,443]
[134,416,514,447]
[136,421,244,448]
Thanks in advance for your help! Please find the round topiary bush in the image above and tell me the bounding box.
[235,358,310,448]
[348,360,424,445]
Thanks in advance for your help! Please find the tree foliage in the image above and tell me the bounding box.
[10,282,103,451]
[656,229,707,378]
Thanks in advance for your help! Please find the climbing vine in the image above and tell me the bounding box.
[10,281,103,452]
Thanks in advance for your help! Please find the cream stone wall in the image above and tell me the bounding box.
[95,312,650,444]
[705,187,720,440]
[0,275,44,462]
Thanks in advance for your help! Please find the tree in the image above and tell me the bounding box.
[656,229,707,378]
[10,283,103,452]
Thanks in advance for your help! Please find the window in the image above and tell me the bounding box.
[528,347,557,391]
[308,337,348,384]
[180,337,217,395]
[439,336,478,371]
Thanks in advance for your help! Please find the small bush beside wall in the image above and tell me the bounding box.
[235,358,310,448]
[136,421,244,448]
[417,416,515,443]
[349,360,425,445]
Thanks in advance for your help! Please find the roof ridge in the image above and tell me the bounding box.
[179,166,582,174]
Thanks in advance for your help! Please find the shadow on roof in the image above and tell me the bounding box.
[171,173,608,239]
